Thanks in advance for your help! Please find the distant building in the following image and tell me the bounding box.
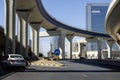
[72,42,78,52]
[50,36,59,53]
[86,3,109,33]
[86,3,109,51]
[86,3,120,59]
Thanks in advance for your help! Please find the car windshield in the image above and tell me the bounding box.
[10,55,23,58]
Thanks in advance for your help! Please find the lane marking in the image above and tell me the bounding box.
[81,73,88,78]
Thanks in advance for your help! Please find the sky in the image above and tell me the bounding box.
[0,0,111,56]
[0,0,4,27]
[42,0,111,29]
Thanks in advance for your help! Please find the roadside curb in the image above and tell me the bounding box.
[0,72,15,80]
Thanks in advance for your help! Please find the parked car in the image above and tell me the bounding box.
[1,54,26,69]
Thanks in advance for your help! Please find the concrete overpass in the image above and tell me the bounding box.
[105,0,120,47]
[4,0,113,59]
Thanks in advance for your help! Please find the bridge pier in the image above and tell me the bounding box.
[106,40,114,59]
[31,24,40,58]
[66,35,74,59]
[86,37,103,60]
[59,29,66,59]
[97,38,102,60]
[17,11,31,57]
[4,0,16,55]
[79,43,86,58]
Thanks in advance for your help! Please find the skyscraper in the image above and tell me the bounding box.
[86,3,109,51]
[86,3,109,33]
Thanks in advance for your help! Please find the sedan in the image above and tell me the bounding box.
[1,54,26,69]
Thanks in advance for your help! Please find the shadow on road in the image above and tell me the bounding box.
[19,69,120,73]
[1,59,120,79]
[12,59,120,73]
[70,59,120,71]
[0,67,25,79]
[0,68,16,80]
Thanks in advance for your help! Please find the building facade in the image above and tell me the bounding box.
[86,3,109,33]
[86,3,109,51]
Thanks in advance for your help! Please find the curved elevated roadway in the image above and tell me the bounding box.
[105,0,120,45]
[16,0,111,39]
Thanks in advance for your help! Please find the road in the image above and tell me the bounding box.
[1,60,120,80]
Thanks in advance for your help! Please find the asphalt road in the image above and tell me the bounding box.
[1,60,120,80]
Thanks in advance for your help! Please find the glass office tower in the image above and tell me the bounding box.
[86,3,109,33]
[86,3,109,51]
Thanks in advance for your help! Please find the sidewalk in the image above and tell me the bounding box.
[78,59,120,67]
[73,59,120,70]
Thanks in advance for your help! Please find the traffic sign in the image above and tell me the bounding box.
[54,49,60,55]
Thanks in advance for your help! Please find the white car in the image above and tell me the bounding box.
[2,54,26,69]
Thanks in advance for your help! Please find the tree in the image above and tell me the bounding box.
[0,26,5,55]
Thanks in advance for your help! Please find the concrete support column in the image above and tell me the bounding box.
[106,40,114,59]
[97,39,102,60]
[116,33,120,46]
[79,43,83,57]
[4,0,16,55]
[79,43,86,58]
[66,35,74,59]
[78,42,81,55]
[17,16,23,54]
[17,11,31,57]
[59,30,66,59]
[31,24,40,58]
